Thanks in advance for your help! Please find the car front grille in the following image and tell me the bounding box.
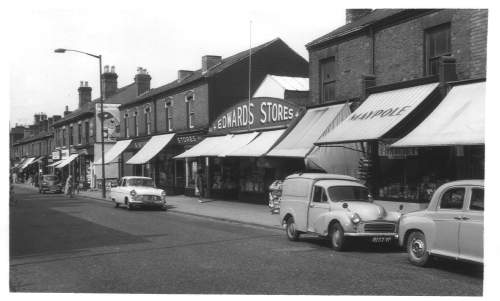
[363,222,396,233]
[138,195,161,201]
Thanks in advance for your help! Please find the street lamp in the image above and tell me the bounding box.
[54,48,106,198]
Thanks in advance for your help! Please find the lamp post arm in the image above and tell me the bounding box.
[63,49,101,59]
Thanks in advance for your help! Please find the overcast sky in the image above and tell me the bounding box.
[7,0,347,126]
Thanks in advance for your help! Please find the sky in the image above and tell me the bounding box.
[7,0,348,126]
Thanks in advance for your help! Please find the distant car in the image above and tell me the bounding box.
[398,180,484,266]
[109,176,167,211]
[279,173,401,251]
[39,174,63,194]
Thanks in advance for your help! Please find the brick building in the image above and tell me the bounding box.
[308,9,487,203]
[111,38,309,195]
[51,66,151,189]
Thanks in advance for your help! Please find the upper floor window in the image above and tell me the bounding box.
[425,23,451,76]
[124,113,129,138]
[77,123,82,144]
[62,128,67,146]
[185,91,195,129]
[85,121,90,144]
[165,98,173,132]
[320,57,336,103]
[69,125,74,146]
[144,106,152,135]
[133,112,138,136]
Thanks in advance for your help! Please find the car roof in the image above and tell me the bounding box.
[122,176,152,180]
[440,179,484,187]
[285,173,360,182]
[315,180,366,188]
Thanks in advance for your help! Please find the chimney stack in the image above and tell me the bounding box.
[346,9,372,24]
[53,115,62,123]
[178,70,194,82]
[101,65,118,99]
[34,114,41,125]
[134,67,152,96]
[202,55,222,73]
[78,81,92,108]
[64,105,71,116]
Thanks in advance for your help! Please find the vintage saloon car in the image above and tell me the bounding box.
[39,174,63,194]
[109,176,167,210]
[279,173,401,251]
[398,180,484,266]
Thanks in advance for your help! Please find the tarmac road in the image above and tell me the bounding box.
[10,185,483,295]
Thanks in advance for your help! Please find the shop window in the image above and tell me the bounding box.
[144,106,152,135]
[165,98,173,132]
[124,113,129,138]
[320,57,336,103]
[425,23,451,76]
[470,188,484,211]
[439,187,465,210]
[185,91,195,129]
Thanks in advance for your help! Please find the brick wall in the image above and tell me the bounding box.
[308,9,488,104]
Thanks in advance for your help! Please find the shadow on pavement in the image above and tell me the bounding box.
[10,191,149,258]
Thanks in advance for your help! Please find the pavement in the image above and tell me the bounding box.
[14,183,283,230]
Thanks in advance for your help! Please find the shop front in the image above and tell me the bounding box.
[175,97,303,203]
[316,80,485,204]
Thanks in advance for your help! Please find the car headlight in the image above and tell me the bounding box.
[161,190,167,197]
[130,190,137,197]
[351,213,361,224]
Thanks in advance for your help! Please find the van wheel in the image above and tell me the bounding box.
[407,231,430,266]
[112,199,119,208]
[125,199,133,210]
[285,217,300,241]
[330,223,347,251]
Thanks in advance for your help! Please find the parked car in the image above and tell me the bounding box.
[109,176,167,211]
[398,180,484,266]
[39,174,63,194]
[279,173,401,251]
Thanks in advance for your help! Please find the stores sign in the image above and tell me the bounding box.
[210,97,301,133]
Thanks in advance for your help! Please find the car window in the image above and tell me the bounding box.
[439,187,465,209]
[127,178,154,187]
[469,188,484,211]
[327,186,369,202]
[312,186,324,203]
[43,175,57,181]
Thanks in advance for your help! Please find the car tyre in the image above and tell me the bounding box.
[285,216,300,241]
[331,222,348,251]
[113,199,119,208]
[407,231,430,267]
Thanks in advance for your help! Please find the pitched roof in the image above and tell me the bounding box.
[53,82,137,127]
[126,38,285,106]
[306,9,405,49]
[14,131,53,145]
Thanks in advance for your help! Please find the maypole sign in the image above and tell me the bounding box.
[210,97,302,134]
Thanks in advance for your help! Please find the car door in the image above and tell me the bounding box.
[307,185,330,233]
[114,178,126,203]
[429,186,466,258]
[458,186,484,263]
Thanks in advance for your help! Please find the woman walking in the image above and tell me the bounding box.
[64,175,74,198]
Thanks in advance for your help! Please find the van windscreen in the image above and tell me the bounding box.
[327,186,369,202]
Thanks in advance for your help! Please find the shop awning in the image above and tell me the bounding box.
[315,82,440,145]
[227,129,286,157]
[218,133,259,157]
[19,157,36,170]
[174,136,227,159]
[33,156,45,164]
[94,139,133,165]
[47,160,61,167]
[266,103,347,157]
[392,81,485,147]
[126,134,175,164]
[56,154,78,168]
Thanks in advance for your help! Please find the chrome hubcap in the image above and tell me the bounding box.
[287,222,295,236]
[333,230,340,246]
[411,238,425,258]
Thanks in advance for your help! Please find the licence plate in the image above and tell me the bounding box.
[371,237,392,243]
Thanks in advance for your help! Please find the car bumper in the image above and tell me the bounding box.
[129,199,166,207]
[41,186,62,192]
[344,232,398,238]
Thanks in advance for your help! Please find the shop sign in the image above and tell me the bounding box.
[129,140,147,150]
[176,134,204,146]
[96,103,121,142]
[350,106,412,121]
[52,150,61,160]
[210,97,301,134]
[378,142,418,159]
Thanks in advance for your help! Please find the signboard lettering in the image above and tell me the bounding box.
[350,106,412,121]
[211,97,301,134]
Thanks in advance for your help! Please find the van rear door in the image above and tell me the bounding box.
[282,178,312,232]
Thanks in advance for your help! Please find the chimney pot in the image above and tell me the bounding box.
[111,66,115,73]
[202,55,222,73]
[102,66,118,98]
[104,65,109,73]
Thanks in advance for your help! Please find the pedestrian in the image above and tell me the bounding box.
[64,175,74,198]
[196,168,204,203]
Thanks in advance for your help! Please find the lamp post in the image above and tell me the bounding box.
[54,48,106,198]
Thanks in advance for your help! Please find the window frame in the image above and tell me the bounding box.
[124,113,129,138]
[144,105,152,135]
[165,97,173,132]
[133,111,138,137]
[424,23,451,76]
[185,91,195,129]
[438,187,466,210]
[319,57,336,103]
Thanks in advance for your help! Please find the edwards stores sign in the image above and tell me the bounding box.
[210,97,302,134]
